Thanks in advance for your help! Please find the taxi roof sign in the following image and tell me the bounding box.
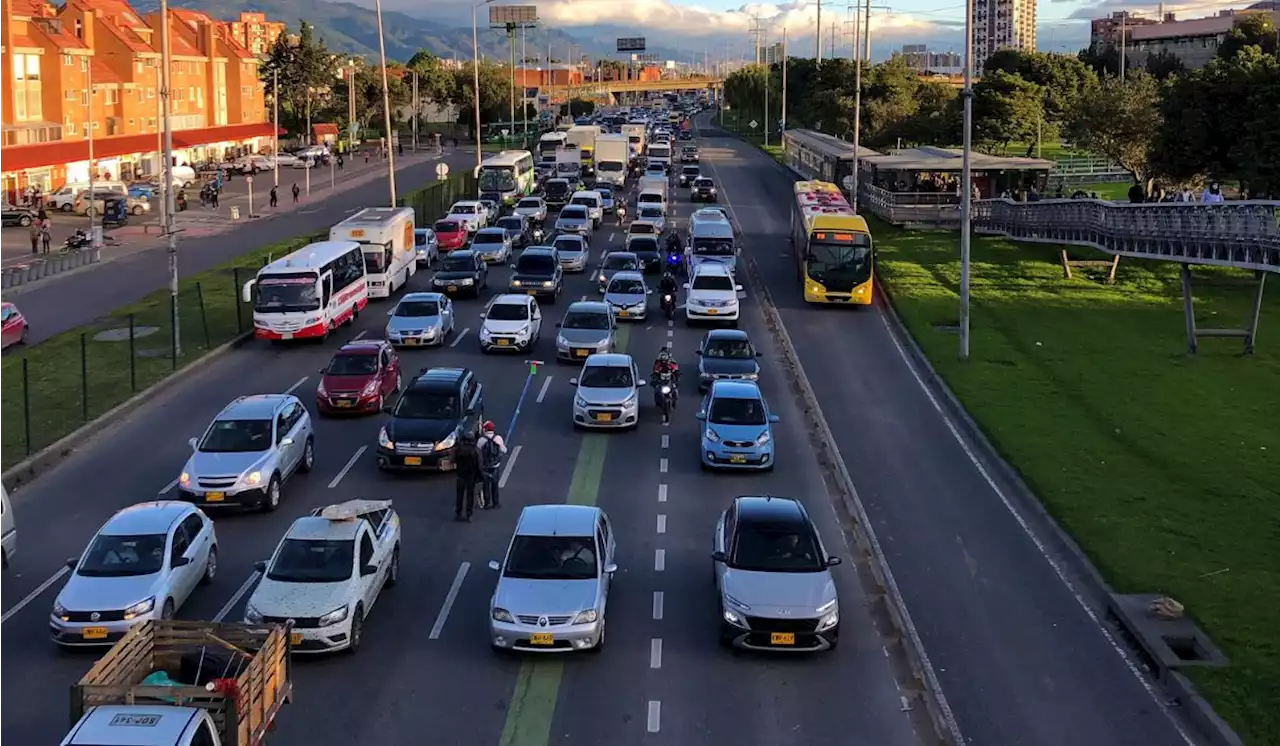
[320,499,393,521]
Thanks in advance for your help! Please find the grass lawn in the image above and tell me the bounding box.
[870,217,1279,745]
[1073,181,1135,201]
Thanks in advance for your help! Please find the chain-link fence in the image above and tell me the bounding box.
[399,171,479,226]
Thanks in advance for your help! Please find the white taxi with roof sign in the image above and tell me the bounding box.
[244,500,400,654]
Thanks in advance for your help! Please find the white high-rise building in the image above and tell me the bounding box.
[973,0,1037,71]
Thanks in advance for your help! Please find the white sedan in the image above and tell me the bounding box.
[245,499,400,654]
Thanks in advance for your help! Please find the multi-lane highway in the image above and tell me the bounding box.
[0,148,927,746]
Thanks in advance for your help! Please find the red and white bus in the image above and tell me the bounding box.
[241,240,368,341]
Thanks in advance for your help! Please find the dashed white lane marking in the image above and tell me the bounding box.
[1,566,70,624]
[450,328,470,347]
[328,446,366,488]
[159,478,179,495]
[652,591,664,620]
[430,561,471,639]
[352,329,368,341]
[609,232,617,241]
[659,458,668,473]
[658,484,667,502]
[650,638,663,669]
[536,375,554,403]
[647,701,661,733]
[213,571,261,622]
[654,549,666,572]
[498,445,523,489]
[666,329,673,338]
[284,376,309,395]
[900,695,913,712]
[656,514,667,534]
[661,434,669,449]
[667,320,674,327]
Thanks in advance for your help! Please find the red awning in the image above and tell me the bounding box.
[313,123,340,136]
[1,123,284,173]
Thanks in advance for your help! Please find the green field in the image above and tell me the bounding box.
[871,217,1280,745]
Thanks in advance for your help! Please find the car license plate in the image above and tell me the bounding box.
[527,290,537,296]
[282,332,294,339]
[530,633,554,646]
[729,455,747,464]
[497,339,510,346]
[404,456,423,466]
[706,308,718,315]
[618,311,629,317]
[336,400,353,408]
[82,627,109,640]
[770,632,795,646]
[290,632,303,646]
[596,413,613,422]
[206,492,225,502]
[448,285,458,292]
[575,349,589,357]
[404,338,420,346]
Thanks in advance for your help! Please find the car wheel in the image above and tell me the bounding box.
[131,205,144,215]
[59,203,72,212]
[161,598,176,620]
[346,605,364,654]
[200,545,218,585]
[299,438,315,473]
[588,621,606,653]
[262,475,282,512]
[386,546,400,588]
[19,215,31,227]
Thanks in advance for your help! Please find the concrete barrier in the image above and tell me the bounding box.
[1,248,101,290]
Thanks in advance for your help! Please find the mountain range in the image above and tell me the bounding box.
[132,0,690,64]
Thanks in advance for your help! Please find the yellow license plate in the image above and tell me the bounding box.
[82,627,109,640]
[575,349,589,357]
[290,632,303,646]
[404,456,423,466]
[527,290,537,295]
[404,338,420,346]
[497,339,510,346]
[205,492,225,502]
[448,285,458,292]
[770,632,795,646]
[596,413,613,422]
[529,633,554,646]
[729,455,747,464]
[336,400,353,407]
[618,311,629,317]
[706,308,718,315]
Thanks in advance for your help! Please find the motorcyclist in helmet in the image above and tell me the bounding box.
[665,231,682,256]
[658,270,678,297]
[651,345,680,407]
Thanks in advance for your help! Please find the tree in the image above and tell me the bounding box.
[451,61,513,128]
[984,49,1098,134]
[1217,14,1278,61]
[1078,44,1120,78]
[886,82,960,147]
[971,70,1043,154]
[406,50,457,106]
[339,65,411,135]
[1144,50,1185,80]
[861,56,924,147]
[261,22,340,135]
[1064,71,1162,187]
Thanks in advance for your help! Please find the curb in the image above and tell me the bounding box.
[2,331,253,493]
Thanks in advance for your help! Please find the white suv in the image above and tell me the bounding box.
[684,263,742,326]
[447,201,488,233]
[480,294,543,352]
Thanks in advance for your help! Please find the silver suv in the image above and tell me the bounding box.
[177,394,315,512]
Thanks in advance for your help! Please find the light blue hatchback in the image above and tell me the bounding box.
[696,380,778,471]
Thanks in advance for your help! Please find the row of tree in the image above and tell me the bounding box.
[721,14,1280,197]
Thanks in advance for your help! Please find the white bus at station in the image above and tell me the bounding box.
[242,240,368,341]
[329,207,417,298]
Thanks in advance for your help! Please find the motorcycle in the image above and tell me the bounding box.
[532,227,545,243]
[660,292,676,320]
[63,230,92,252]
[665,250,683,275]
[653,371,677,422]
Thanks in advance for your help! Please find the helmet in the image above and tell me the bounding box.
[482,420,495,432]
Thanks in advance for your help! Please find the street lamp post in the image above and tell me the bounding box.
[959,0,974,361]
[159,0,180,355]
[472,0,496,176]
[373,0,398,204]
[272,68,279,188]
[304,88,311,195]
[85,56,96,241]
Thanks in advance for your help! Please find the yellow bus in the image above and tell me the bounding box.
[789,180,874,305]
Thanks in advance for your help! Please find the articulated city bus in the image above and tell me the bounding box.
[242,240,368,341]
[789,181,874,305]
[476,150,536,206]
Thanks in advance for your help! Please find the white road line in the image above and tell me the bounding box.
[652,591,664,620]
[328,446,366,488]
[661,434,669,449]
[666,329,673,338]
[284,376,309,395]
[499,445,523,489]
[1,566,69,624]
[647,701,662,733]
[352,329,368,341]
[656,514,667,534]
[430,561,471,639]
[667,320,673,327]
[658,484,667,502]
[213,571,261,622]
[609,232,616,241]
[450,328,471,347]
[159,478,179,495]
[654,548,666,572]
[650,638,663,669]
[659,457,668,473]
[536,376,554,403]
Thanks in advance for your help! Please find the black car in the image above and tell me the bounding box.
[691,177,718,202]
[625,235,662,273]
[508,247,563,302]
[695,329,762,391]
[2,202,36,227]
[376,367,483,471]
[681,146,699,163]
[495,214,531,248]
[678,130,694,141]
[431,249,488,298]
[678,165,701,187]
[544,178,572,207]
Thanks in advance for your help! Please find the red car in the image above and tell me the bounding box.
[316,340,402,415]
[1,302,28,349]
[434,219,468,251]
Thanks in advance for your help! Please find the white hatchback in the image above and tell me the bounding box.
[480,294,543,352]
[684,263,743,326]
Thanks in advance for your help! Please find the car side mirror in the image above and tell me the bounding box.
[637,379,647,387]
[188,437,199,450]
[361,563,378,576]
[646,289,653,294]
[711,551,727,563]
[769,414,780,423]
[488,560,502,572]
[755,351,763,357]
[479,313,487,319]
[693,350,702,356]
[568,377,578,385]
[387,309,395,316]
[683,283,691,289]
[555,322,562,328]
[66,557,78,569]
[279,437,294,447]
[827,556,843,567]
[735,285,744,292]
[172,556,192,568]
[254,560,268,573]
[695,411,706,420]
[604,563,618,574]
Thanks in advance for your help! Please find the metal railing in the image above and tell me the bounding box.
[861,184,961,227]
[1049,156,1130,185]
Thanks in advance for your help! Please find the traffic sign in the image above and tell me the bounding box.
[246,175,253,184]
[748,120,758,130]
[435,162,450,180]
[841,175,854,191]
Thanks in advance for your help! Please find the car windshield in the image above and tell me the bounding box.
[451,205,476,215]
[630,223,656,235]
[488,302,530,321]
[694,179,713,188]
[708,396,767,425]
[554,238,584,253]
[474,232,504,245]
[435,221,460,233]
[562,311,609,330]
[595,187,614,198]
[441,256,476,272]
[546,182,569,195]
[629,238,659,253]
[608,278,645,294]
[199,419,273,452]
[570,198,595,207]
[395,390,459,419]
[326,354,378,375]
[395,300,441,317]
[255,273,320,314]
[598,162,623,172]
[603,255,639,270]
[731,525,825,573]
[266,539,354,583]
[415,231,433,246]
[478,167,516,192]
[692,274,735,291]
[561,208,587,219]
[503,535,598,580]
[515,255,557,275]
[517,199,541,209]
[683,167,699,175]
[77,533,167,577]
[693,237,734,255]
[705,338,754,358]
[580,365,633,388]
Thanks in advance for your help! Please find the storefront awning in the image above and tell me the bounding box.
[1,122,285,173]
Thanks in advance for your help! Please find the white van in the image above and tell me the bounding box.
[637,188,667,215]
[48,182,127,211]
[569,190,604,228]
[2,485,15,569]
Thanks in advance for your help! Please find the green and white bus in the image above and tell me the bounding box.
[476,150,536,206]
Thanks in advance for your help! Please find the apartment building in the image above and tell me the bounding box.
[901,44,962,73]
[225,11,284,56]
[1090,10,1166,49]
[973,0,1037,71]
[1122,4,1280,70]
[1,0,278,200]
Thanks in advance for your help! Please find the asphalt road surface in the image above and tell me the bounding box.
[0,168,925,746]
[693,123,1197,745]
[7,150,474,346]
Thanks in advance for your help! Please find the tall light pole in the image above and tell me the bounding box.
[472,0,495,175]
[959,0,974,361]
[272,68,279,188]
[816,0,823,64]
[781,28,788,138]
[159,0,180,356]
[411,70,419,151]
[851,2,863,211]
[520,25,528,141]
[85,56,96,239]
[303,87,311,195]
[373,0,398,204]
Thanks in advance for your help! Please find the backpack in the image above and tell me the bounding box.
[479,435,502,470]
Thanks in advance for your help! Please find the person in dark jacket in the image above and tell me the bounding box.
[454,432,483,521]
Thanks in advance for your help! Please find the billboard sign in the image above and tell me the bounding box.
[489,5,537,25]
[617,37,646,52]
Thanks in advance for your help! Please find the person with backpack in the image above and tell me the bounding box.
[453,432,483,522]
[477,421,507,509]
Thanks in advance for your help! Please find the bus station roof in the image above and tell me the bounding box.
[862,146,1053,172]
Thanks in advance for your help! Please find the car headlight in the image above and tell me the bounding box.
[362,380,379,396]
[317,379,329,395]
[53,600,68,618]
[318,605,350,627]
[243,471,262,486]
[511,279,523,287]
[575,395,589,408]
[556,336,569,348]
[572,609,598,624]
[461,278,475,286]
[542,280,554,288]
[704,428,721,443]
[123,597,156,620]
[722,608,746,626]
[379,427,394,449]
[818,610,840,631]
[304,316,322,325]
[621,394,637,408]
[435,432,457,451]
[179,471,191,487]
[517,325,532,337]
[756,431,771,446]
[597,339,611,349]
[244,604,264,623]
[492,607,515,623]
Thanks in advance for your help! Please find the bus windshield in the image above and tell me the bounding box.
[256,273,320,313]
[692,237,734,256]
[807,232,873,284]
[479,166,517,192]
[362,243,392,274]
